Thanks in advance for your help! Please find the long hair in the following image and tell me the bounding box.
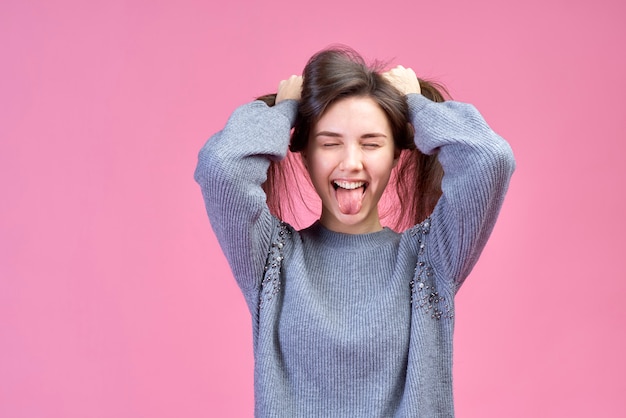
[259,47,448,231]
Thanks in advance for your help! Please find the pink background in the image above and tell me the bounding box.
[2,0,625,416]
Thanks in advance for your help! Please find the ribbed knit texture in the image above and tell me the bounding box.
[194,94,515,417]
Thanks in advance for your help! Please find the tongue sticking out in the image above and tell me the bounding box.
[336,186,365,215]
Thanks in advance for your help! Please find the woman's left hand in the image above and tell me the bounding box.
[382,66,421,96]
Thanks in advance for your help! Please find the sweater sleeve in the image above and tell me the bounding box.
[194,99,298,292]
[407,94,515,291]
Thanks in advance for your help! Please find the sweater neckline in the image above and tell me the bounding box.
[302,221,399,250]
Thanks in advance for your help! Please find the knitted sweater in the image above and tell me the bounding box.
[195,94,515,417]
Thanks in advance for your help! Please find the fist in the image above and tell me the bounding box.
[382,66,421,95]
[276,75,303,104]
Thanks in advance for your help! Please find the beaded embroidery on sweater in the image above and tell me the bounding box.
[409,217,454,320]
[260,222,289,308]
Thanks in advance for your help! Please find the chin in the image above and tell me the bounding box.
[323,211,381,234]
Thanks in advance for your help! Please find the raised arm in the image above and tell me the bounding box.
[385,66,515,290]
[194,77,301,292]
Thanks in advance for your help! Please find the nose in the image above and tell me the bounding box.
[339,143,364,172]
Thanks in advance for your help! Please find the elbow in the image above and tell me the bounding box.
[194,154,209,185]
[194,136,226,191]
[497,139,516,178]
[194,144,213,186]
[486,135,516,183]
[194,127,232,185]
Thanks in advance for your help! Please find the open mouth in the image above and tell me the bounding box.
[332,180,367,191]
[332,180,367,214]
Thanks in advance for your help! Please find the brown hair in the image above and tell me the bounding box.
[259,46,449,231]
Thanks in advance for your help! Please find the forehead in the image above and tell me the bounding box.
[314,96,391,133]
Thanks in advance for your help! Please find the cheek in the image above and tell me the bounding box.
[307,151,332,175]
[370,153,396,179]
[303,153,324,185]
[309,167,328,190]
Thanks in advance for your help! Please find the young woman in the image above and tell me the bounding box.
[195,47,515,417]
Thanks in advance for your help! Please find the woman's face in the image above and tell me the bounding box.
[302,96,399,234]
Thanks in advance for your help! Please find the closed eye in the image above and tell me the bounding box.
[361,133,387,149]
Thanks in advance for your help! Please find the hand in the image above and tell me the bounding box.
[276,75,303,104]
[382,65,421,95]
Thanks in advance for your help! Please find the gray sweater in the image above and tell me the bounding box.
[195,94,515,417]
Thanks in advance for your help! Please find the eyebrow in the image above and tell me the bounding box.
[314,131,388,138]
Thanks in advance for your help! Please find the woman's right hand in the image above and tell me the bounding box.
[275,75,303,104]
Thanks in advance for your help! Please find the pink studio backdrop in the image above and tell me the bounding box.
[1,0,625,417]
